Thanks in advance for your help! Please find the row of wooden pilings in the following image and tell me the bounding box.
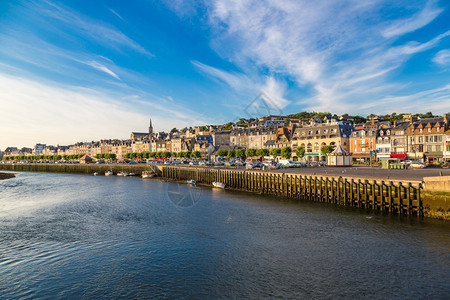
[161,166,423,216]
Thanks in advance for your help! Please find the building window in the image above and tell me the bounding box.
[427,128,431,132]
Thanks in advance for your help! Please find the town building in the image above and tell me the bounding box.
[406,115,448,162]
[291,117,353,161]
[349,128,377,162]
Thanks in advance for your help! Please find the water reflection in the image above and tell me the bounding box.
[0,172,449,298]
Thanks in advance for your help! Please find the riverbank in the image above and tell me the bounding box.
[0,172,15,180]
[1,163,448,220]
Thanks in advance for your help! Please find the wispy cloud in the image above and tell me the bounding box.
[86,61,121,80]
[0,72,212,149]
[382,1,443,38]
[433,49,450,66]
[206,0,449,114]
[191,60,254,91]
[36,1,152,56]
[109,8,125,21]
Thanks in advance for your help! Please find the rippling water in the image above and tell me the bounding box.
[0,172,449,299]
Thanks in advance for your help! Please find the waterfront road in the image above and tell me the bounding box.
[165,164,448,182]
[265,166,449,182]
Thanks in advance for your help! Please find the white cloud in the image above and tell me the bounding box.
[109,9,125,21]
[206,0,450,114]
[0,73,211,149]
[37,1,152,56]
[260,77,290,109]
[433,49,450,66]
[382,1,443,39]
[86,61,121,80]
[191,60,254,91]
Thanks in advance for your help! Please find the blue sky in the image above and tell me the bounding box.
[1,0,450,148]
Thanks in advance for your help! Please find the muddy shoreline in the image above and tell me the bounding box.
[0,172,15,180]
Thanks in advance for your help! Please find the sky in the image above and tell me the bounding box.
[0,0,450,149]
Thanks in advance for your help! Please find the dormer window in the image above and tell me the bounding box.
[419,128,422,133]
[427,128,431,132]
[436,127,440,132]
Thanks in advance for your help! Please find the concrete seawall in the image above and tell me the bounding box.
[422,176,450,220]
[1,164,448,220]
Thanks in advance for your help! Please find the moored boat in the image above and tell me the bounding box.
[117,172,128,176]
[128,173,136,176]
[93,172,98,176]
[105,170,113,176]
[187,179,196,184]
[212,182,225,189]
[142,171,154,178]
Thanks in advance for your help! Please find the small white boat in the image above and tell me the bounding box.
[117,172,128,176]
[105,170,113,176]
[212,182,225,189]
[93,172,98,176]
[142,171,154,178]
[187,179,196,184]
[128,173,136,176]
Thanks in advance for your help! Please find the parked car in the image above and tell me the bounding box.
[410,162,427,168]
[235,160,245,166]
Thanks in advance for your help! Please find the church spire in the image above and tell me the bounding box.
[149,118,153,135]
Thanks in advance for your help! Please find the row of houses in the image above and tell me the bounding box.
[2,114,450,162]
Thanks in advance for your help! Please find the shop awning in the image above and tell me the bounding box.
[390,154,407,159]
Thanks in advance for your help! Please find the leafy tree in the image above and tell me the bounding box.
[185,151,192,158]
[353,115,366,124]
[296,147,305,158]
[281,146,292,159]
[217,149,228,157]
[222,122,233,130]
[191,151,201,159]
[106,153,116,160]
[320,145,336,156]
[170,128,178,133]
[246,148,257,157]
[270,148,281,157]
[227,149,235,158]
[235,149,246,159]
[256,148,269,157]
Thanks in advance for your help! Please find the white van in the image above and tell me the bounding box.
[278,159,295,167]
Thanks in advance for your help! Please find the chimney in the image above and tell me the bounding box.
[444,113,448,126]
[371,117,375,126]
[409,116,413,124]
[393,120,397,127]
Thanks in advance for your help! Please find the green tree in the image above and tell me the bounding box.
[106,153,116,160]
[191,151,201,159]
[270,148,281,157]
[246,148,257,157]
[320,145,335,156]
[227,149,235,158]
[296,147,305,158]
[170,128,178,133]
[217,149,228,157]
[235,149,246,159]
[281,146,292,159]
[185,151,192,158]
[256,148,269,157]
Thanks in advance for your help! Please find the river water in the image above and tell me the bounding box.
[0,172,448,299]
